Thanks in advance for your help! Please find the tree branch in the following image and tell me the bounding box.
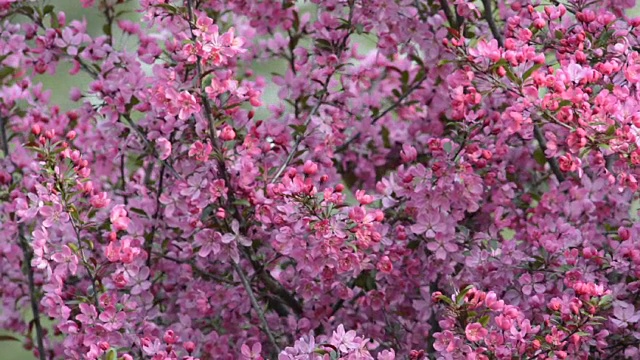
[2,117,46,360]
[439,0,463,29]
[233,262,282,355]
[481,0,503,47]
[336,76,426,154]
[533,124,565,183]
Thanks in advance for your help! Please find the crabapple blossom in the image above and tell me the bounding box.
[2,0,640,359]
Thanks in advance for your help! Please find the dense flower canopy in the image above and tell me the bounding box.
[2,0,640,359]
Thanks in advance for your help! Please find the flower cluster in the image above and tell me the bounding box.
[1,0,640,359]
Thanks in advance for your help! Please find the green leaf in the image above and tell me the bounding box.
[153,3,178,14]
[0,335,20,342]
[557,100,572,108]
[42,4,54,15]
[104,348,117,360]
[456,284,475,305]
[522,63,542,81]
[103,23,112,37]
[533,148,547,166]
[605,125,616,137]
[407,240,420,250]
[315,39,333,52]
[381,126,391,148]
[400,71,410,87]
[505,66,520,85]
[50,12,59,28]
[0,67,15,81]
[129,208,148,216]
[443,141,453,154]
[288,124,307,136]
[598,294,613,307]
[292,10,300,32]
[354,270,377,291]
[68,242,79,253]
[233,198,251,207]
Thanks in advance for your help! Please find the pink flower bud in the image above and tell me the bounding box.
[400,144,417,163]
[618,227,631,241]
[303,160,318,175]
[31,124,41,135]
[163,330,178,344]
[184,341,196,354]
[220,125,236,141]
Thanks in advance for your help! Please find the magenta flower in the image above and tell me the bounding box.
[39,203,70,228]
[110,204,130,231]
[465,322,488,342]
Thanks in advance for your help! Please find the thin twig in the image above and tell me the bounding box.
[233,262,282,354]
[481,0,503,47]
[438,0,458,28]
[479,1,565,183]
[145,163,166,267]
[120,151,128,206]
[185,0,223,156]
[336,76,426,154]
[533,124,565,183]
[155,252,238,285]
[1,117,46,360]
[185,0,302,307]
[18,227,47,360]
[120,114,182,179]
[67,215,101,309]
[269,94,325,184]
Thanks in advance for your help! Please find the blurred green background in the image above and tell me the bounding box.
[3,1,640,359]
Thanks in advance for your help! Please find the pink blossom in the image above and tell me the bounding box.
[465,322,488,342]
[155,137,172,160]
[110,204,130,231]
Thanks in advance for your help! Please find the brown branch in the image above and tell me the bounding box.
[481,0,503,47]
[233,262,282,354]
[336,76,426,154]
[145,163,166,267]
[2,117,46,360]
[533,124,565,183]
[439,0,463,29]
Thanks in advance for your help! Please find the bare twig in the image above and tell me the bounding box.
[269,93,325,184]
[481,0,503,47]
[120,114,182,179]
[439,0,463,29]
[336,76,426,154]
[233,262,282,354]
[533,124,565,183]
[145,163,166,267]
